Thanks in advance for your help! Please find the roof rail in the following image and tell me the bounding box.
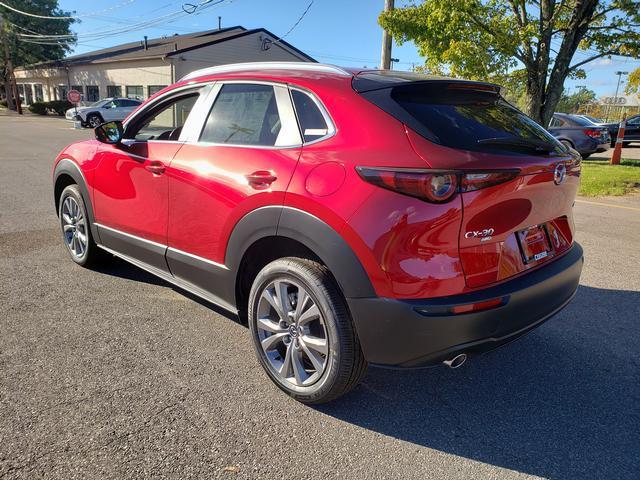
[179,62,351,82]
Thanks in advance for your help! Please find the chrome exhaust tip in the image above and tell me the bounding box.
[443,353,467,369]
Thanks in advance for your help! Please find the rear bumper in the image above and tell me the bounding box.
[348,243,583,367]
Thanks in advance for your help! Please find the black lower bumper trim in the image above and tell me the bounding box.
[347,243,584,367]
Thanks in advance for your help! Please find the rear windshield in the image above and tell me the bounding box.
[361,82,564,155]
[566,115,593,126]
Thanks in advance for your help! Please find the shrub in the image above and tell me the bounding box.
[29,102,48,115]
[46,100,73,116]
[0,99,7,108]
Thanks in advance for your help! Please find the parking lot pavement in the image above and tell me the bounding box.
[1,115,638,480]
[591,142,640,160]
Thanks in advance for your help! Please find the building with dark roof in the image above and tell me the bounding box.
[14,26,314,105]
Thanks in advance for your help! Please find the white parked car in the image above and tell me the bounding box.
[65,98,142,128]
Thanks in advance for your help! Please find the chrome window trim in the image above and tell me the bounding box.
[122,83,215,142]
[288,86,337,146]
[94,223,228,270]
[192,80,303,149]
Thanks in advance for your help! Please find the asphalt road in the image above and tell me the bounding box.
[1,114,639,480]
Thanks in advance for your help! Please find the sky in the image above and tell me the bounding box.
[53,0,640,98]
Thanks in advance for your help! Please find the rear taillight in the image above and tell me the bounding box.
[356,167,519,203]
[460,171,520,192]
[583,129,602,139]
[356,167,458,203]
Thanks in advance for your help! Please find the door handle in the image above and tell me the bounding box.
[246,170,277,189]
[145,161,165,175]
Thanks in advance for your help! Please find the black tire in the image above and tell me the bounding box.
[248,257,367,404]
[560,139,574,150]
[58,184,105,267]
[86,113,103,128]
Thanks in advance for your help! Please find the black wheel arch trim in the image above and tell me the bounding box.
[225,206,376,302]
[53,158,101,244]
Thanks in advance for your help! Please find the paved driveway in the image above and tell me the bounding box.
[1,115,638,479]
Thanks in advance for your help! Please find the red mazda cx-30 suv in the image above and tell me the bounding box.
[53,63,583,403]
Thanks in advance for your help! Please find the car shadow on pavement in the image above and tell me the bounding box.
[93,256,239,322]
[317,285,640,479]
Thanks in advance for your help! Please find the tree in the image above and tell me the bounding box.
[626,67,640,96]
[0,0,76,108]
[379,0,640,126]
[555,86,597,112]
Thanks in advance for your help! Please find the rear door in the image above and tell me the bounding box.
[165,82,302,291]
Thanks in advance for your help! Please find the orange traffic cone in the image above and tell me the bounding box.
[610,114,627,165]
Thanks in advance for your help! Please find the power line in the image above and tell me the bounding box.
[0,0,138,20]
[275,0,313,41]
[13,0,230,44]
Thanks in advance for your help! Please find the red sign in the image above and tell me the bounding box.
[67,89,82,104]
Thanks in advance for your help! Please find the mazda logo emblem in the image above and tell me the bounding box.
[554,163,567,185]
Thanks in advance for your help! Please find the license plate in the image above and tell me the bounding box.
[517,224,551,264]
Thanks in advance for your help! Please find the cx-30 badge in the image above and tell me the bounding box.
[554,163,567,185]
[465,228,495,241]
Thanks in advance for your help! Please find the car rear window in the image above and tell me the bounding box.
[566,115,593,126]
[359,82,563,155]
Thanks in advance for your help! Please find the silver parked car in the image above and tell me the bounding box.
[65,98,142,128]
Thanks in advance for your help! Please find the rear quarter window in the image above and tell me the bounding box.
[291,90,330,143]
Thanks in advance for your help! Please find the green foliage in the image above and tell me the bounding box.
[28,101,47,114]
[0,0,77,69]
[556,87,597,113]
[380,1,640,124]
[45,100,73,115]
[626,68,640,96]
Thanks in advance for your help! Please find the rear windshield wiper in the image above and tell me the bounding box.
[477,137,556,153]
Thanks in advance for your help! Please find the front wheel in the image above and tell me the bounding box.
[248,258,367,404]
[86,113,103,128]
[58,185,104,267]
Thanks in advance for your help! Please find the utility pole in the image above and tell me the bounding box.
[380,0,394,69]
[0,15,22,114]
[611,70,628,122]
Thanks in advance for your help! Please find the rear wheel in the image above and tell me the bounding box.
[248,258,367,404]
[58,185,104,267]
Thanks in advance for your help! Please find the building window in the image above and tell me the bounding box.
[148,85,167,97]
[34,84,44,102]
[17,84,25,102]
[107,85,122,98]
[71,85,84,98]
[86,85,99,102]
[126,85,143,100]
[57,85,68,101]
[24,84,34,105]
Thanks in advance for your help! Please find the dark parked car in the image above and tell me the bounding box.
[601,114,640,147]
[548,113,610,158]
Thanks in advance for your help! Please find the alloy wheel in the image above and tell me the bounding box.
[256,279,329,387]
[61,196,88,258]
[88,116,101,128]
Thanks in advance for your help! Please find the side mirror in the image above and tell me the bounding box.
[95,121,123,144]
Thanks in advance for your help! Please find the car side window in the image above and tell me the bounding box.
[627,116,640,125]
[200,84,282,146]
[291,90,330,142]
[549,117,561,128]
[120,100,138,108]
[103,101,117,109]
[126,93,199,141]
